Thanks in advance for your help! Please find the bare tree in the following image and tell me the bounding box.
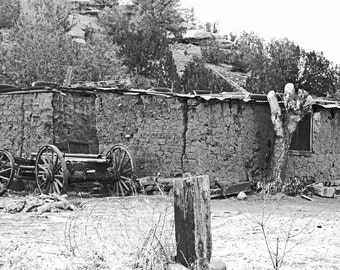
[265,83,314,193]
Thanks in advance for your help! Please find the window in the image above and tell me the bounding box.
[289,113,312,152]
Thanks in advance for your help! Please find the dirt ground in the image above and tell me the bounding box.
[0,193,339,270]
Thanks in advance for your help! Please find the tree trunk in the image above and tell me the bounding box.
[265,83,313,193]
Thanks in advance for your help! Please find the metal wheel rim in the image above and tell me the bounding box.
[106,144,135,196]
[35,145,68,194]
[0,150,15,190]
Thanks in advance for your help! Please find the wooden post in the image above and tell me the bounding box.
[173,175,212,269]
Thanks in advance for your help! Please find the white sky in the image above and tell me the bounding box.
[180,0,340,65]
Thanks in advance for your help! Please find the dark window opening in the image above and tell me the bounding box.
[289,114,312,152]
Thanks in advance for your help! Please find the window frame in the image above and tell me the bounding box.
[288,113,313,156]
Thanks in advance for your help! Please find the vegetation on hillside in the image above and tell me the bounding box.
[0,0,339,97]
[225,32,340,96]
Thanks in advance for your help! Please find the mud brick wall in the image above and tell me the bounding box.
[287,107,340,182]
[0,91,98,157]
[0,93,54,158]
[94,93,340,186]
[95,93,274,187]
[96,94,185,177]
[52,92,99,153]
[183,100,273,187]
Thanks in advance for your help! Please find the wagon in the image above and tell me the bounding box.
[0,144,136,195]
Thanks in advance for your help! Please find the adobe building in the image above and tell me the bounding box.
[0,86,98,157]
[1,85,340,188]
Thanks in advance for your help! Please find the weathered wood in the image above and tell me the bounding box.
[173,175,212,269]
[266,83,313,193]
[222,181,251,196]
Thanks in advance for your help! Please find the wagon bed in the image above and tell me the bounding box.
[0,144,136,196]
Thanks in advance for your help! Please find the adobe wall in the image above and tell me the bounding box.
[0,93,54,158]
[287,107,340,182]
[95,93,273,187]
[0,91,98,157]
[184,100,273,187]
[52,92,99,154]
[95,94,185,177]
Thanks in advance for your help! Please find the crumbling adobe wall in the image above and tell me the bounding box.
[183,100,273,187]
[95,93,273,187]
[286,107,340,182]
[52,92,99,153]
[95,92,340,187]
[0,91,99,157]
[0,93,54,157]
[96,93,184,177]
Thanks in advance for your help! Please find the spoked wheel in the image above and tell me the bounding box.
[35,145,68,194]
[0,150,15,190]
[106,144,136,196]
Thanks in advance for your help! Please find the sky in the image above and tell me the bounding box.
[180,0,340,65]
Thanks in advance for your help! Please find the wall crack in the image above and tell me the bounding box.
[181,99,188,172]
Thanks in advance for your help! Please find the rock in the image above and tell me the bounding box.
[137,176,155,186]
[144,185,155,193]
[237,191,247,200]
[166,263,189,270]
[210,259,227,270]
[306,183,335,198]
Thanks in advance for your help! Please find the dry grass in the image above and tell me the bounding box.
[63,195,176,269]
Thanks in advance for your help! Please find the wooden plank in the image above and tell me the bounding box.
[222,181,251,196]
[173,175,212,269]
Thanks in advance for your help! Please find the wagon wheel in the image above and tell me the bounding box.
[35,145,68,194]
[0,150,15,190]
[106,144,136,196]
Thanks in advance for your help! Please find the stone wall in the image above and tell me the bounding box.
[0,91,98,157]
[95,93,273,187]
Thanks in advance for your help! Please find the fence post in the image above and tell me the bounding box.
[173,175,212,269]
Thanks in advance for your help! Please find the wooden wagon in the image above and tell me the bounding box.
[0,144,136,195]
